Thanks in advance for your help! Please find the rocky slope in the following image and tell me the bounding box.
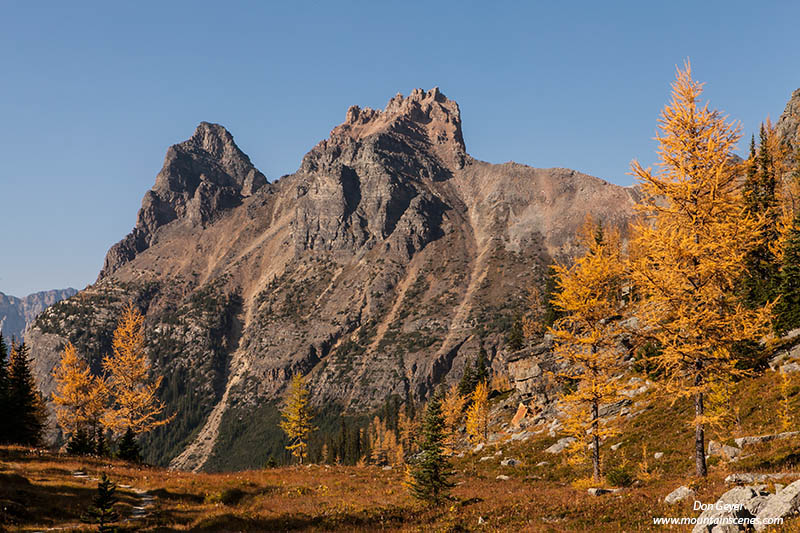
[28,87,640,471]
[0,288,77,341]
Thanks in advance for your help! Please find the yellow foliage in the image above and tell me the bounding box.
[279,372,315,464]
[397,409,418,457]
[465,381,489,445]
[367,415,404,465]
[441,384,467,452]
[629,62,773,476]
[101,304,172,435]
[550,216,626,480]
[51,342,106,437]
[778,370,794,432]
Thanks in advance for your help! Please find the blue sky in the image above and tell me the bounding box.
[2,1,799,296]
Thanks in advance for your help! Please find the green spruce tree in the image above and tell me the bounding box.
[0,334,9,443]
[83,473,119,533]
[7,342,44,445]
[741,126,780,308]
[407,390,454,505]
[116,427,142,463]
[775,210,800,334]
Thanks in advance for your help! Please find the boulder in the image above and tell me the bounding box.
[754,479,800,531]
[588,487,620,496]
[725,473,800,484]
[545,437,576,454]
[708,440,742,461]
[654,452,664,460]
[664,485,695,504]
[511,431,533,442]
[510,403,528,427]
[692,485,771,533]
[500,458,520,467]
[496,475,510,481]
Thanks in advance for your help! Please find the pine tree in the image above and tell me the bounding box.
[52,342,106,448]
[407,391,454,505]
[457,359,476,396]
[629,62,773,477]
[465,381,489,445]
[83,473,119,533]
[279,373,315,464]
[102,304,171,436]
[7,342,45,446]
[775,210,800,334]
[116,427,141,462]
[740,125,781,309]
[550,217,626,481]
[0,334,9,443]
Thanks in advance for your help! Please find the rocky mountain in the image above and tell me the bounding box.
[28,87,640,471]
[0,288,77,341]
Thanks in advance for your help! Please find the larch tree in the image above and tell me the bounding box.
[52,342,107,445]
[279,372,315,464]
[629,62,773,477]
[441,383,467,453]
[465,381,489,445]
[549,217,626,482]
[102,304,171,436]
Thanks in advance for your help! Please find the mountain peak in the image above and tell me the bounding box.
[330,87,466,169]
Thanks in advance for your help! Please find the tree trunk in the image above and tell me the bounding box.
[592,399,601,481]
[694,390,707,477]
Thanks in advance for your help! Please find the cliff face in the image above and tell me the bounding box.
[28,88,639,471]
[0,288,77,341]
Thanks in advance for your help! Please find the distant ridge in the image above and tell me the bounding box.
[0,288,77,340]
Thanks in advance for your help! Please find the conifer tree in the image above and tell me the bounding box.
[0,334,9,443]
[775,210,800,334]
[52,342,106,451]
[7,342,45,445]
[740,125,781,309]
[279,372,315,464]
[102,304,171,437]
[441,384,467,453]
[629,62,773,477]
[116,427,142,462]
[407,391,454,505]
[550,217,626,481]
[465,381,489,445]
[83,473,119,533]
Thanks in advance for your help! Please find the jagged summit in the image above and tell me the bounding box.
[327,87,466,171]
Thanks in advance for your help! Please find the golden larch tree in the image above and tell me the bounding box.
[441,383,467,453]
[102,304,171,435]
[629,62,773,477]
[550,217,626,481]
[465,381,489,445]
[52,342,106,439]
[279,372,315,464]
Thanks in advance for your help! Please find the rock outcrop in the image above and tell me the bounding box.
[27,88,640,471]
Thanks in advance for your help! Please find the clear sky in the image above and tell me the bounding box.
[2,1,799,297]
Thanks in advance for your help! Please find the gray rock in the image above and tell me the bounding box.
[473,443,485,453]
[496,475,510,481]
[725,473,800,484]
[654,452,664,460]
[708,440,742,461]
[692,485,771,533]
[536,461,549,467]
[511,431,533,442]
[734,431,800,448]
[545,437,576,454]
[610,442,622,451]
[754,479,800,531]
[500,458,520,467]
[598,399,632,418]
[588,488,620,496]
[664,485,695,504]
[479,455,493,462]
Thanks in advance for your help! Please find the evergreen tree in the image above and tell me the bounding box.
[67,428,94,455]
[116,427,142,463]
[407,391,454,505]
[542,265,564,327]
[474,347,489,385]
[505,314,525,351]
[775,210,800,334]
[457,359,476,396]
[740,125,781,308]
[94,428,110,457]
[83,473,119,533]
[7,342,44,446]
[0,334,9,443]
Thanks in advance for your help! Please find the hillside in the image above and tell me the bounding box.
[0,288,77,340]
[26,88,639,470]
